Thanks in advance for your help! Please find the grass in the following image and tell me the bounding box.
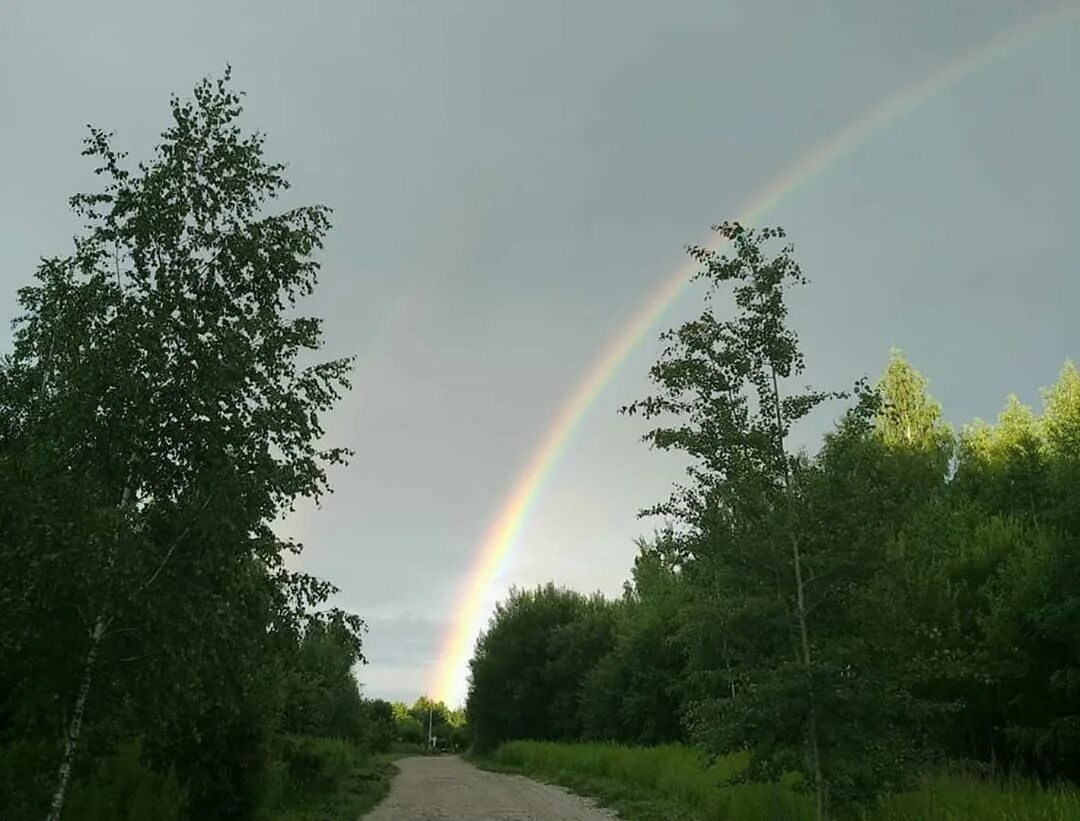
[875,774,1080,821]
[258,737,403,821]
[472,741,1080,821]
[473,741,812,820]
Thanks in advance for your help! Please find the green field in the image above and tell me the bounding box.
[475,741,1080,821]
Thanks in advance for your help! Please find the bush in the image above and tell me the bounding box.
[174,701,275,821]
[390,741,426,755]
[361,700,396,753]
[0,737,60,818]
[256,735,392,820]
[395,714,425,745]
[64,739,187,821]
[279,736,364,796]
[449,722,471,752]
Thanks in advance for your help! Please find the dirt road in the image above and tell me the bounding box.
[361,755,619,820]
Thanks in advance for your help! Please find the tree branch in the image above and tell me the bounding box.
[133,492,215,598]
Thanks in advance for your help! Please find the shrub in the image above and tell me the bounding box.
[0,737,58,818]
[280,736,363,796]
[64,739,187,821]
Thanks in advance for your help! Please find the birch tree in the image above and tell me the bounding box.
[0,67,355,818]
[624,222,838,816]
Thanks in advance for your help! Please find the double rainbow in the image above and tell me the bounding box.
[430,4,1079,706]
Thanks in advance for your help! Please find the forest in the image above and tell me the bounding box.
[465,222,1080,818]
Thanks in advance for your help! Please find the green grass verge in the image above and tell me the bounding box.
[471,741,1080,821]
[258,737,404,821]
[471,742,811,821]
[875,775,1080,821]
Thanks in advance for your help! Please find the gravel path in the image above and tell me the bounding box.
[361,755,620,820]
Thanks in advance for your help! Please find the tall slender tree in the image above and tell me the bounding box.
[624,222,838,816]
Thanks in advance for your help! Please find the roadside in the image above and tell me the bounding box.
[258,739,406,821]
[471,741,1080,821]
[469,750,708,821]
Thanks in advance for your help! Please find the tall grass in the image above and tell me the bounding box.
[487,741,814,820]
[874,775,1080,821]
[482,741,1080,821]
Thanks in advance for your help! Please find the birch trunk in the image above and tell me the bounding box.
[792,532,825,820]
[770,367,826,820]
[46,478,134,821]
[45,617,105,821]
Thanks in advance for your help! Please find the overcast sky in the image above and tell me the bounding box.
[2,1,1078,706]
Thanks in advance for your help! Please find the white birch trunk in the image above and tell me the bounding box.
[46,478,134,821]
[771,367,826,820]
[791,532,825,820]
[45,617,105,821]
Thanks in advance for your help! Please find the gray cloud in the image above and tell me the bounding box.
[3,0,1077,703]
[355,615,450,704]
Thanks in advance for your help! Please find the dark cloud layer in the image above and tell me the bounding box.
[3,0,1078,704]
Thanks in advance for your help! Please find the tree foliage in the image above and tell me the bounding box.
[0,69,380,820]
[465,223,1080,816]
[467,584,617,752]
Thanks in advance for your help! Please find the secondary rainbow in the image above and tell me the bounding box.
[281,282,420,570]
[430,4,1080,706]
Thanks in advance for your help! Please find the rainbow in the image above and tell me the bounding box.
[430,3,1079,706]
[280,281,420,570]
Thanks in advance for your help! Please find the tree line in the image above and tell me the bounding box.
[0,71,393,819]
[466,223,1080,817]
[382,697,470,751]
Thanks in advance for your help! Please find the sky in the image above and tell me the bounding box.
[2,1,1078,707]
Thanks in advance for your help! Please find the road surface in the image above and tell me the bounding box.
[361,755,620,820]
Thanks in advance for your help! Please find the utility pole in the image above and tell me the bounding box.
[428,705,434,752]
